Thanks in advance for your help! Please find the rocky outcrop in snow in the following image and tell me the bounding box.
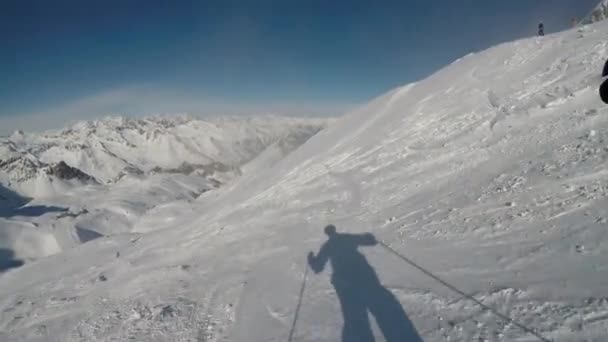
[45,161,96,182]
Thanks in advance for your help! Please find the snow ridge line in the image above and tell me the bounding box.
[378,241,552,342]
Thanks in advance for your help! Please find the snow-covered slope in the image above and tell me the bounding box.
[2,21,608,342]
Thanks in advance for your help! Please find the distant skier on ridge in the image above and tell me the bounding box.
[538,22,545,36]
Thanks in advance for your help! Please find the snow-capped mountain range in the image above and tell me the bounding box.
[1,115,327,198]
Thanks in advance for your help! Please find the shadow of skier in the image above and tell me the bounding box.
[308,225,423,342]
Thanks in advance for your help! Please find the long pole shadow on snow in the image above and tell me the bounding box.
[308,225,423,342]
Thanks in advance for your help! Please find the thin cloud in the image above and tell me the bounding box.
[0,85,355,135]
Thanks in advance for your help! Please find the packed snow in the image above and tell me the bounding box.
[2,18,608,342]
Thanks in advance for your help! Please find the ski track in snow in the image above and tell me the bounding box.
[3,19,608,342]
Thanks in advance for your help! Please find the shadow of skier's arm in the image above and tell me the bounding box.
[308,242,329,273]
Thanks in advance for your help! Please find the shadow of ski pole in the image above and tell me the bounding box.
[378,241,552,342]
[287,263,310,342]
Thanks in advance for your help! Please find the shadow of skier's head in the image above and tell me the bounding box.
[324,224,337,237]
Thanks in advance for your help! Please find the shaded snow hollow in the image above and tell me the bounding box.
[3,22,608,342]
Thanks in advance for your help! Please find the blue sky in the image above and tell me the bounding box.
[0,0,599,133]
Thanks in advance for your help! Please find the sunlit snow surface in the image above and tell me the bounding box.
[2,22,608,342]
